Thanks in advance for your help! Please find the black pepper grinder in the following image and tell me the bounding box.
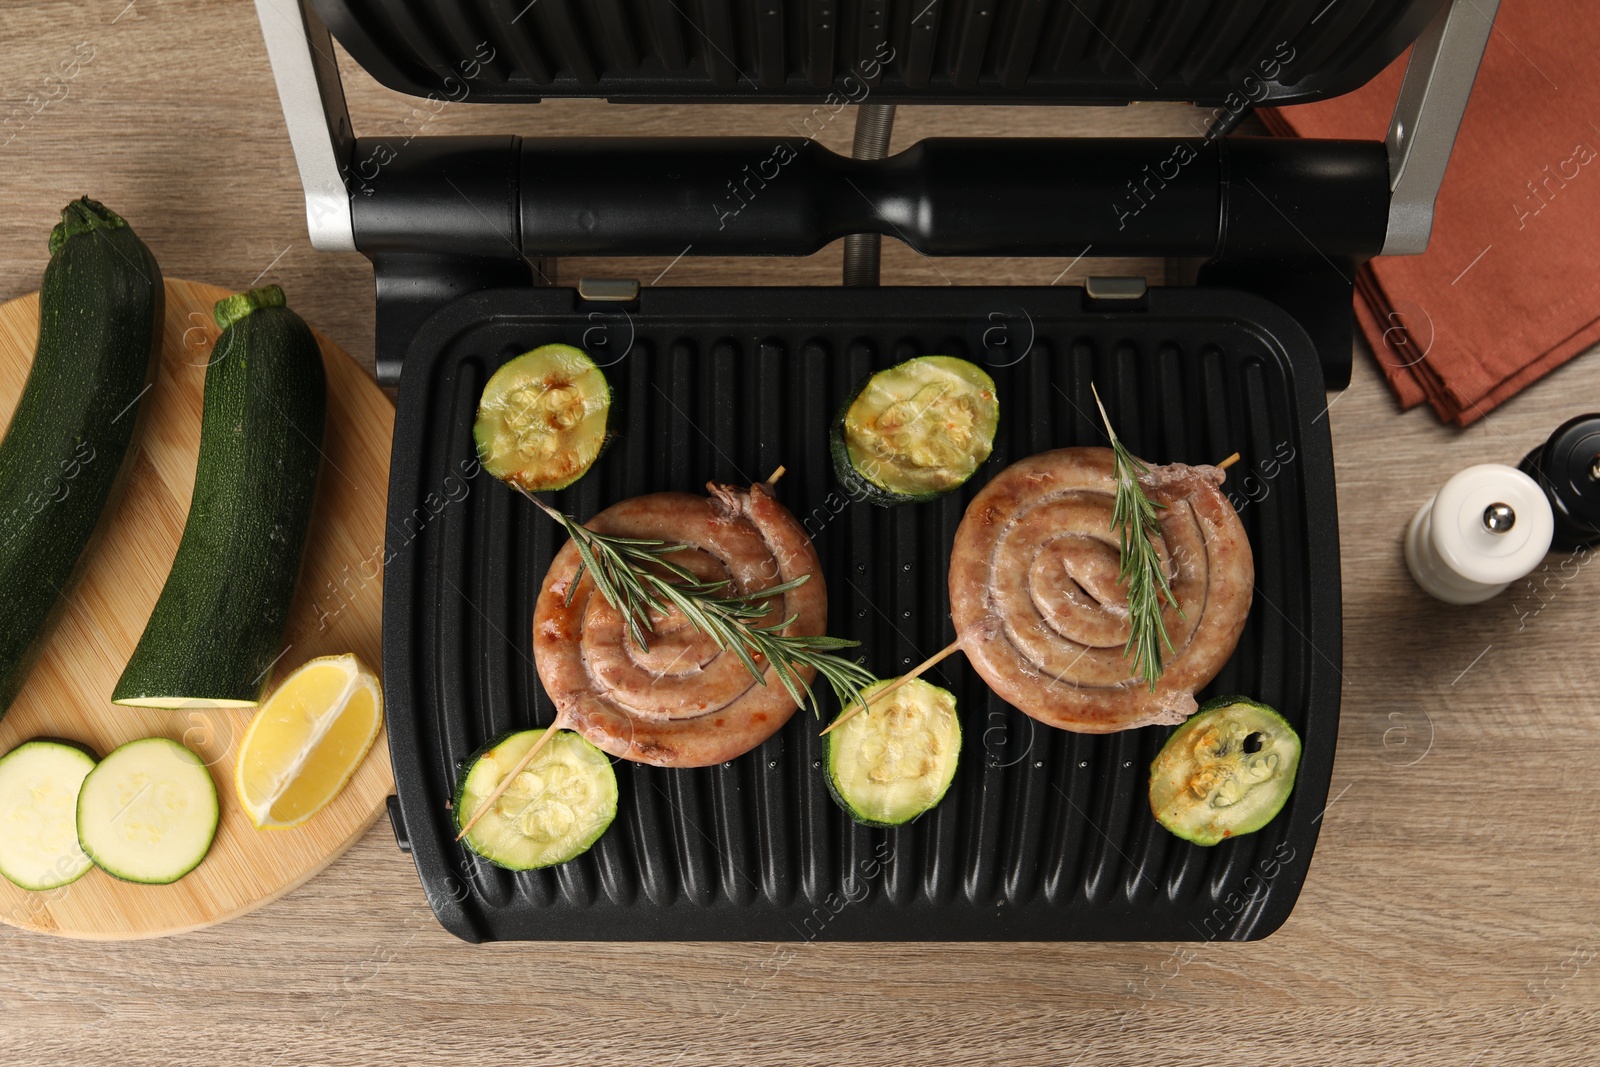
[1519,413,1600,552]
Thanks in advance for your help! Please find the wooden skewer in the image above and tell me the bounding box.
[1216,452,1241,471]
[820,636,965,736]
[766,465,787,484]
[454,713,572,842]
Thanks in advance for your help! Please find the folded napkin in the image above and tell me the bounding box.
[1261,0,1600,426]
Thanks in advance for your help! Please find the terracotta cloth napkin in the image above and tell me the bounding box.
[1260,0,1600,426]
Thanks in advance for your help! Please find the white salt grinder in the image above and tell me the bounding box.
[1404,463,1554,604]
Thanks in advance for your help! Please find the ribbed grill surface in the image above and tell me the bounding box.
[383,285,1341,941]
[314,0,1442,104]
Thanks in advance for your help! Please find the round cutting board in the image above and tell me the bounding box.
[0,279,394,939]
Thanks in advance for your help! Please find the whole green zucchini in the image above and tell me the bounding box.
[0,197,163,720]
[112,285,326,709]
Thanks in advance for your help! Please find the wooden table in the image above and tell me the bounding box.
[3,5,1596,1064]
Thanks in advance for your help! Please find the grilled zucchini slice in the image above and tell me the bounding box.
[474,344,611,492]
[825,678,961,827]
[1149,696,1302,846]
[454,729,618,871]
[831,355,999,505]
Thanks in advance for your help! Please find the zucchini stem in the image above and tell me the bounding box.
[47,196,128,255]
[213,284,287,331]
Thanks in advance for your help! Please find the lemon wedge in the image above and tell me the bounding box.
[234,654,384,829]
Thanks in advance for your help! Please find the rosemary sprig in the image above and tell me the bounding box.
[527,495,877,717]
[1091,384,1182,690]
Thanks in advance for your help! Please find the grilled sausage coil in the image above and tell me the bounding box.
[534,482,827,767]
[948,447,1253,733]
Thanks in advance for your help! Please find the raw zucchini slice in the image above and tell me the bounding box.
[0,740,96,891]
[474,344,611,492]
[454,729,618,871]
[76,738,218,884]
[1149,696,1302,847]
[831,355,999,505]
[825,678,961,827]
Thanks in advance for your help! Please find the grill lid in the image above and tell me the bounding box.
[258,0,1501,279]
[309,0,1447,106]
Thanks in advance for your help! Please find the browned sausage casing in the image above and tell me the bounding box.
[534,483,827,767]
[948,447,1253,733]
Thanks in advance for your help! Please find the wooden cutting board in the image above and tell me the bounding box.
[0,278,395,939]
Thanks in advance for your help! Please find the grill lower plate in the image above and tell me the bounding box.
[383,285,1341,942]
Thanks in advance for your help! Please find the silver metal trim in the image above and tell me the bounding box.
[1382,0,1501,256]
[842,104,897,287]
[255,0,356,252]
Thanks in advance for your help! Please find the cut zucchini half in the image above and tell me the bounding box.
[0,740,97,891]
[474,344,611,492]
[110,285,325,710]
[454,729,618,871]
[825,678,962,827]
[1149,696,1302,847]
[76,738,219,885]
[831,355,999,505]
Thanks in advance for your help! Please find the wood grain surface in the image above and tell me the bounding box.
[2,3,1598,1065]
[0,278,395,938]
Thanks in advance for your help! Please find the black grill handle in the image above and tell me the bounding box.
[353,133,1383,388]
[350,134,1389,262]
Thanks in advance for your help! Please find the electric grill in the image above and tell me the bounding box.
[255,0,1497,942]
